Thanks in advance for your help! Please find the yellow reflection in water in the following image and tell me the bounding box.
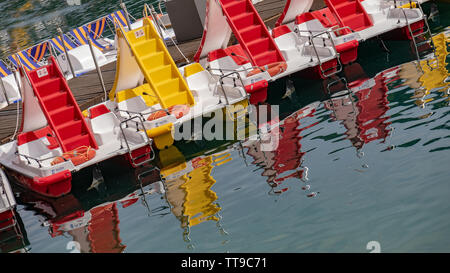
[399,31,450,108]
[161,147,225,229]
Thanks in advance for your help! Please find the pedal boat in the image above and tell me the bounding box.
[102,17,250,150]
[0,57,154,198]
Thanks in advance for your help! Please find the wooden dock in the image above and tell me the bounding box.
[0,0,325,142]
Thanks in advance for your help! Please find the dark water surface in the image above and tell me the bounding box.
[0,1,449,253]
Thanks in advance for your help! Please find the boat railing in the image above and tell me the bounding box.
[217,71,249,105]
[325,76,357,120]
[0,170,15,211]
[143,3,188,62]
[118,115,155,167]
[297,29,343,78]
[0,170,28,251]
[330,26,355,35]
[15,151,45,168]
[396,0,438,69]
[116,107,170,121]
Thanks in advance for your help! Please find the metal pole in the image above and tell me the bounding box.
[0,76,10,106]
[11,67,22,96]
[10,67,22,140]
[87,36,107,101]
[57,28,76,78]
[120,2,133,30]
[149,5,164,42]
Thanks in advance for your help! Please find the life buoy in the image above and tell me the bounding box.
[147,104,191,121]
[51,146,96,166]
[147,110,168,121]
[168,104,190,119]
[247,62,287,77]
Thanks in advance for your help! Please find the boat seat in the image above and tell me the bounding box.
[87,104,121,147]
[272,25,306,61]
[90,112,122,148]
[88,103,110,119]
[302,45,333,58]
[17,126,59,150]
[295,19,338,56]
[296,18,329,35]
[17,137,62,166]
[208,49,250,84]
[186,69,216,90]
[117,95,153,119]
[208,49,241,73]
[186,70,220,107]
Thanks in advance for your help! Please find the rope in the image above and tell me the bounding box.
[144,3,189,64]
[62,145,91,160]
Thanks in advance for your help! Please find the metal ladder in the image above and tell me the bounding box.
[300,30,343,79]
[216,71,256,140]
[325,76,357,116]
[119,116,155,168]
[0,174,28,252]
[398,0,438,69]
[135,165,162,216]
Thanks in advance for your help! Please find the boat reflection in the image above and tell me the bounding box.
[242,102,320,196]
[0,207,30,253]
[159,146,229,247]
[16,163,163,253]
[398,30,450,108]
[324,63,394,153]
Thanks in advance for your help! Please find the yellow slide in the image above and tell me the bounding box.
[120,17,195,109]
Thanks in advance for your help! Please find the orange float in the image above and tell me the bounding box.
[247,62,287,77]
[168,104,190,119]
[147,110,168,121]
[147,105,190,121]
[51,146,96,166]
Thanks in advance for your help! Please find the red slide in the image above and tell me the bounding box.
[219,0,285,66]
[324,0,373,32]
[25,56,98,152]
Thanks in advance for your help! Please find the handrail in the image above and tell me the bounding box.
[397,0,438,69]
[0,169,15,209]
[119,115,155,166]
[325,76,357,117]
[15,151,44,168]
[143,3,190,63]
[143,3,164,43]
[115,107,170,121]
[298,29,342,78]
[218,71,248,105]
[0,76,10,107]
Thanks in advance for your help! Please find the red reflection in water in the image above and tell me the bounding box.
[325,64,396,150]
[245,104,319,194]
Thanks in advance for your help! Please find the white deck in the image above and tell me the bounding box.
[0,121,151,180]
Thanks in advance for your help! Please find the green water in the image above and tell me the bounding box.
[0,0,163,59]
[1,1,450,253]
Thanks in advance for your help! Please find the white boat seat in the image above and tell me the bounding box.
[186,70,216,91]
[296,18,337,46]
[297,18,329,35]
[272,25,306,61]
[17,137,62,165]
[186,70,220,105]
[117,95,153,119]
[302,45,333,58]
[209,55,241,73]
[90,112,121,147]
